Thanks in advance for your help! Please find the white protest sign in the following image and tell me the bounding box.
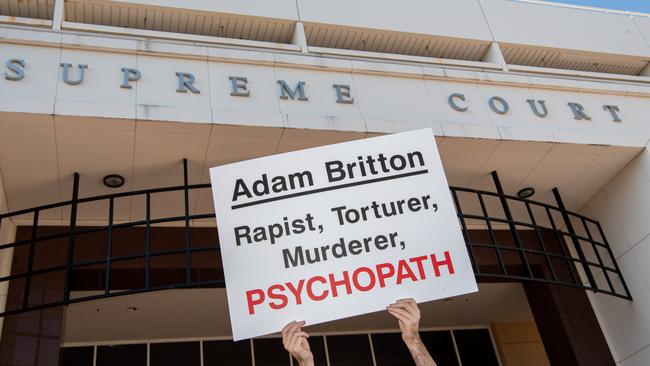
[210,128,477,340]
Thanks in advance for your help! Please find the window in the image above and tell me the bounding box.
[372,333,414,365]
[326,334,373,366]
[253,338,290,366]
[59,346,93,366]
[453,329,499,366]
[203,339,252,366]
[150,342,200,366]
[420,331,459,366]
[59,327,499,366]
[97,344,147,366]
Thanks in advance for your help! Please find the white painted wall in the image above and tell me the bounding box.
[581,143,650,365]
[480,0,650,57]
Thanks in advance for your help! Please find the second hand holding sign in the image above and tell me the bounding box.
[210,128,477,340]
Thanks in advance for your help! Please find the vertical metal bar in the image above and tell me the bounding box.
[478,193,508,276]
[323,335,331,366]
[450,189,479,274]
[63,172,80,303]
[145,192,151,289]
[490,171,533,278]
[525,202,557,281]
[545,206,579,285]
[199,340,205,366]
[552,188,597,289]
[368,333,377,366]
[581,218,614,293]
[22,210,39,309]
[450,330,463,366]
[183,159,192,284]
[104,198,113,295]
[595,221,632,299]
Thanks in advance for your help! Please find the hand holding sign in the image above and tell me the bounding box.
[281,321,313,366]
[283,299,437,366]
[210,129,477,340]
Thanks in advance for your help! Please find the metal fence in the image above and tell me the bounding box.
[0,161,632,318]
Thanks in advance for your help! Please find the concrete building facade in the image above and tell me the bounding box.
[0,0,649,365]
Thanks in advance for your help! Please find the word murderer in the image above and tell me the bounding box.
[2,59,625,122]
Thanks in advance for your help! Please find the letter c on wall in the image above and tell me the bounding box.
[448,93,468,112]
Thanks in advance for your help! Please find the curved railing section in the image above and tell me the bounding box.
[0,165,632,318]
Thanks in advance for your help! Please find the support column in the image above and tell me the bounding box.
[0,219,16,343]
[482,42,509,71]
[0,169,15,343]
[292,22,309,53]
[523,282,615,366]
[52,0,65,31]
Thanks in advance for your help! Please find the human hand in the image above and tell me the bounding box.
[387,298,422,344]
[282,321,314,366]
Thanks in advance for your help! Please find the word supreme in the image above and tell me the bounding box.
[246,251,455,315]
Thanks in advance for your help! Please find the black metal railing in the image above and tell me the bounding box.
[0,160,632,318]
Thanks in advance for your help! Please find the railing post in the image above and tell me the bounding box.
[22,211,39,309]
[183,159,191,284]
[145,193,151,289]
[104,198,114,295]
[63,172,80,303]
[491,171,533,277]
[552,188,597,289]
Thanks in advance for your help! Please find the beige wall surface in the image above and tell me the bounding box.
[491,322,550,366]
[581,140,650,365]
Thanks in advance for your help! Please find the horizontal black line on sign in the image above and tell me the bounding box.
[231,169,430,210]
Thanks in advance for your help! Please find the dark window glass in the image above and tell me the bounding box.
[59,346,94,366]
[453,329,499,366]
[253,338,289,366]
[150,342,200,366]
[371,333,414,366]
[97,344,147,366]
[420,331,459,366]
[292,336,327,366]
[203,339,252,366]
[326,334,373,366]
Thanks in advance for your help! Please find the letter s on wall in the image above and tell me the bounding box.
[5,59,25,81]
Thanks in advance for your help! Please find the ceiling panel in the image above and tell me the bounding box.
[305,23,490,61]
[65,0,295,44]
[0,119,642,225]
[0,0,54,20]
[502,43,648,76]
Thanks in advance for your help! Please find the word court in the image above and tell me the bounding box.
[2,58,626,123]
